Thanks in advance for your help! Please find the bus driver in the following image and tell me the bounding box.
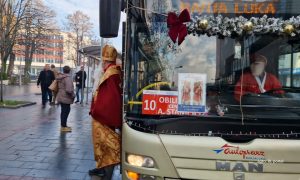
[234,54,284,102]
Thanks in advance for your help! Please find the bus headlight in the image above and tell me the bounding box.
[127,154,155,168]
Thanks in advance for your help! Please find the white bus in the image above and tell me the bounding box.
[106,0,300,179]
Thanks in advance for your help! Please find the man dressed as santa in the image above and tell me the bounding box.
[234,54,284,102]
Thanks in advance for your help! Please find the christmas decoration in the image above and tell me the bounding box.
[167,9,300,45]
[187,14,300,38]
[283,24,295,35]
[243,21,253,32]
[167,9,191,45]
[198,19,209,30]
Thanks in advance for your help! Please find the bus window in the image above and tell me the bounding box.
[124,0,300,136]
[121,1,300,179]
[278,42,300,87]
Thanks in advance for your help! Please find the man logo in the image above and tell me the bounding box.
[233,172,245,180]
[216,161,263,172]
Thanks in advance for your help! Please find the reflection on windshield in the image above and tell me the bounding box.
[234,54,284,102]
[126,24,300,120]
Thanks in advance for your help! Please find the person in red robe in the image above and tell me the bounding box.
[234,54,284,102]
[181,80,191,104]
[193,81,203,105]
[88,45,122,179]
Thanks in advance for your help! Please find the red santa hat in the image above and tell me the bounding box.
[250,54,268,64]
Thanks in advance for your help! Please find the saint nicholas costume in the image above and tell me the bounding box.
[89,45,122,178]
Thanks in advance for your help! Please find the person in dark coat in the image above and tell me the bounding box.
[37,64,55,107]
[74,66,87,103]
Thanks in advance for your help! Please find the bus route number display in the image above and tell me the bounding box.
[142,90,178,115]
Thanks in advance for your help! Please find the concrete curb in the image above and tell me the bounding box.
[0,102,37,109]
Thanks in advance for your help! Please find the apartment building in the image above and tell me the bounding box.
[12,31,91,76]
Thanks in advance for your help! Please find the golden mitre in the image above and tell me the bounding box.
[102,45,117,62]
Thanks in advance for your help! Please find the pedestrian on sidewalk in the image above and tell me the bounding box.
[89,45,122,179]
[37,64,55,108]
[50,64,59,105]
[74,66,87,104]
[56,66,75,132]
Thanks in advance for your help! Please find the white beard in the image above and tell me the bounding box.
[92,63,104,93]
[99,61,104,74]
[251,64,265,77]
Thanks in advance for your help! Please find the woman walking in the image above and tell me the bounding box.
[56,66,75,132]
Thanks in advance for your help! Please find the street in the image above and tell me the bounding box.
[0,84,101,180]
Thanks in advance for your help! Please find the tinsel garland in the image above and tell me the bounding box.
[187,15,300,38]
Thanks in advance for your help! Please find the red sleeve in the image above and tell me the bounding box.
[270,74,284,94]
[90,74,122,128]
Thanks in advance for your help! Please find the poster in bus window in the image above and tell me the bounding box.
[178,73,206,113]
[142,90,178,115]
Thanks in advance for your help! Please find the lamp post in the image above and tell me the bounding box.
[0,68,3,102]
[59,58,62,72]
[86,57,90,105]
[172,65,183,87]
[19,56,22,86]
[80,60,85,106]
[234,41,241,59]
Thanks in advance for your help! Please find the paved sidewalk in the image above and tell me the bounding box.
[0,84,100,180]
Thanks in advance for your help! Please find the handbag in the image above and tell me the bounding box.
[48,80,58,92]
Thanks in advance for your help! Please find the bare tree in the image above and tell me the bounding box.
[65,11,93,66]
[0,0,29,75]
[64,32,78,68]
[18,0,58,82]
[0,0,29,102]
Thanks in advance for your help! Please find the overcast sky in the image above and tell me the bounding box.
[44,0,126,52]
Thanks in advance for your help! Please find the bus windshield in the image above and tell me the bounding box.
[124,0,300,136]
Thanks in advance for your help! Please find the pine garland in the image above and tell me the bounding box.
[187,15,300,38]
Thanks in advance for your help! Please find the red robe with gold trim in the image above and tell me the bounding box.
[90,65,122,128]
[90,64,122,169]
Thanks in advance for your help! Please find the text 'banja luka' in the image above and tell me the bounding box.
[180,1,277,15]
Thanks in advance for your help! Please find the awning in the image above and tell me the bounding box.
[78,46,101,60]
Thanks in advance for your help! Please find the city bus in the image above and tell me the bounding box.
[105,0,300,179]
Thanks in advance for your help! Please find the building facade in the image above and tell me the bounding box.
[14,34,64,76]
[10,31,92,78]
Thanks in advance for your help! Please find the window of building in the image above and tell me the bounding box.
[278,43,300,88]
[279,54,291,87]
[293,53,300,87]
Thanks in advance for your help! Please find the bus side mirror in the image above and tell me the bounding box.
[99,0,121,38]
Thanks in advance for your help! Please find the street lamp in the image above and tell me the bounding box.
[14,40,23,86]
[19,56,22,86]
[234,41,241,59]
[0,68,3,102]
[172,65,183,87]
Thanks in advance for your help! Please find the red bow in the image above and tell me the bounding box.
[167,9,191,45]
